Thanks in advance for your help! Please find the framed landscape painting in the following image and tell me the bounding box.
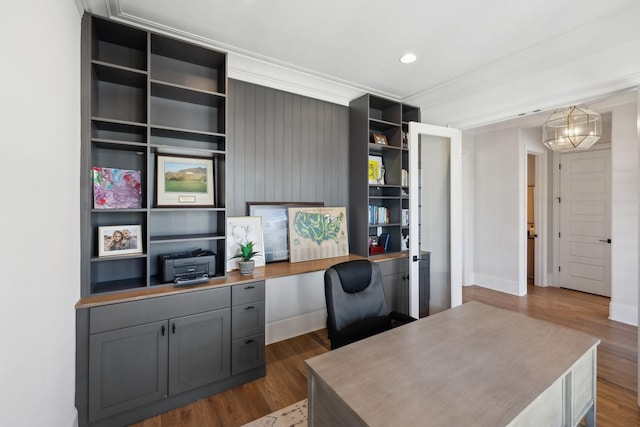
[156,155,214,207]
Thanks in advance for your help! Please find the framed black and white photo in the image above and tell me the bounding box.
[226,216,266,272]
[156,155,214,207]
[98,225,143,257]
[247,202,324,262]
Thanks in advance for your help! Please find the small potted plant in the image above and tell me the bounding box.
[230,241,260,276]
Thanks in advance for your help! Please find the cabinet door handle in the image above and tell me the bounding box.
[245,339,255,344]
[161,325,165,336]
[172,323,176,334]
[245,285,255,289]
[245,305,255,310]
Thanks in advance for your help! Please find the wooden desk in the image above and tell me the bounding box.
[306,301,600,427]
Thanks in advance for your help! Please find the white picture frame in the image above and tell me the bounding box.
[226,216,266,272]
[156,154,214,207]
[368,155,384,184]
[98,225,143,257]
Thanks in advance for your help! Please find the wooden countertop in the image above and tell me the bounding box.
[306,301,600,427]
[76,252,410,309]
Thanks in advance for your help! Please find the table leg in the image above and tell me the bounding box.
[584,404,596,427]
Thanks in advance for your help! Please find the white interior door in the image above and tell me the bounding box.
[408,123,462,318]
[559,149,611,296]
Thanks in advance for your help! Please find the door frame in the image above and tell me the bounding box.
[408,122,462,318]
[523,148,548,291]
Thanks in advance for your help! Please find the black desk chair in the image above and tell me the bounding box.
[324,259,416,349]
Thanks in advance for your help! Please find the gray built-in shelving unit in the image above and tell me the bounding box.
[80,15,227,296]
[348,94,420,257]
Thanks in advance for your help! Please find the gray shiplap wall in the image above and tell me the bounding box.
[227,79,349,215]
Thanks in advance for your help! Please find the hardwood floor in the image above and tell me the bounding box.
[132,285,639,427]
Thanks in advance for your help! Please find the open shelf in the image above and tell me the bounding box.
[349,94,419,257]
[81,15,228,296]
[151,126,226,152]
[151,33,226,94]
[91,17,147,71]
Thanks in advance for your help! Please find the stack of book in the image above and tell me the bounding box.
[368,205,389,225]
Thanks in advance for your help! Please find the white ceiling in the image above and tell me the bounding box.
[81,0,640,129]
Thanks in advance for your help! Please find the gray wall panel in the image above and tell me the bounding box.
[228,79,349,216]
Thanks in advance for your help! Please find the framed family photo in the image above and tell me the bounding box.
[98,225,143,257]
[156,155,215,207]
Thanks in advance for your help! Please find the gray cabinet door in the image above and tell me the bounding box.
[168,309,231,396]
[231,301,265,339]
[231,334,265,375]
[419,253,430,317]
[382,273,409,314]
[89,320,168,422]
[380,258,410,314]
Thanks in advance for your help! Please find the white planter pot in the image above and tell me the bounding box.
[238,260,255,276]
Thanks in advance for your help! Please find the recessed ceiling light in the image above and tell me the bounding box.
[399,53,416,64]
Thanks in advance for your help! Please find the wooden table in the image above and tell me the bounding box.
[306,301,600,427]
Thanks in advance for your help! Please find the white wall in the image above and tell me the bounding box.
[472,128,523,295]
[610,102,638,325]
[0,2,81,426]
[461,133,475,287]
[265,272,326,344]
[470,105,639,325]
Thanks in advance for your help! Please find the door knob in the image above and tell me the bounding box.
[598,238,612,244]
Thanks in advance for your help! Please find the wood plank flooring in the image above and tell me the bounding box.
[132,285,639,427]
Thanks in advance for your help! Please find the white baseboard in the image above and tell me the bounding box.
[473,273,523,296]
[609,301,638,326]
[266,309,326,345]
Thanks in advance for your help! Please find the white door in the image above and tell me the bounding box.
[408,123,462,318]
[559,149,611,296]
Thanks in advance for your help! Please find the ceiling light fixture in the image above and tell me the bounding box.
[542,105,602,152]
[399,53,416,64]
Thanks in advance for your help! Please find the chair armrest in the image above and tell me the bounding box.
[389,311,417,324]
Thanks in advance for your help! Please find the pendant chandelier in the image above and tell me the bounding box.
[542,105,602,152]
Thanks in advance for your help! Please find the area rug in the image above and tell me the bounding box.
[242,398,307,427]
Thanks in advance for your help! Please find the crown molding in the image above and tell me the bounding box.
[422,72,640,131]
[101,0,396,106]
[88,0,640,126]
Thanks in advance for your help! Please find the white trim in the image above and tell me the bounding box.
[524,143,549,289]
[609,301,638,326]
[423,73,640,130]
[265,310,326,345]
[408,123,463,318]
[228,54,361,106]
[71,408,79,427]
[518,142,527,295]
[473,273,524,296]
[102,0,395,106]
